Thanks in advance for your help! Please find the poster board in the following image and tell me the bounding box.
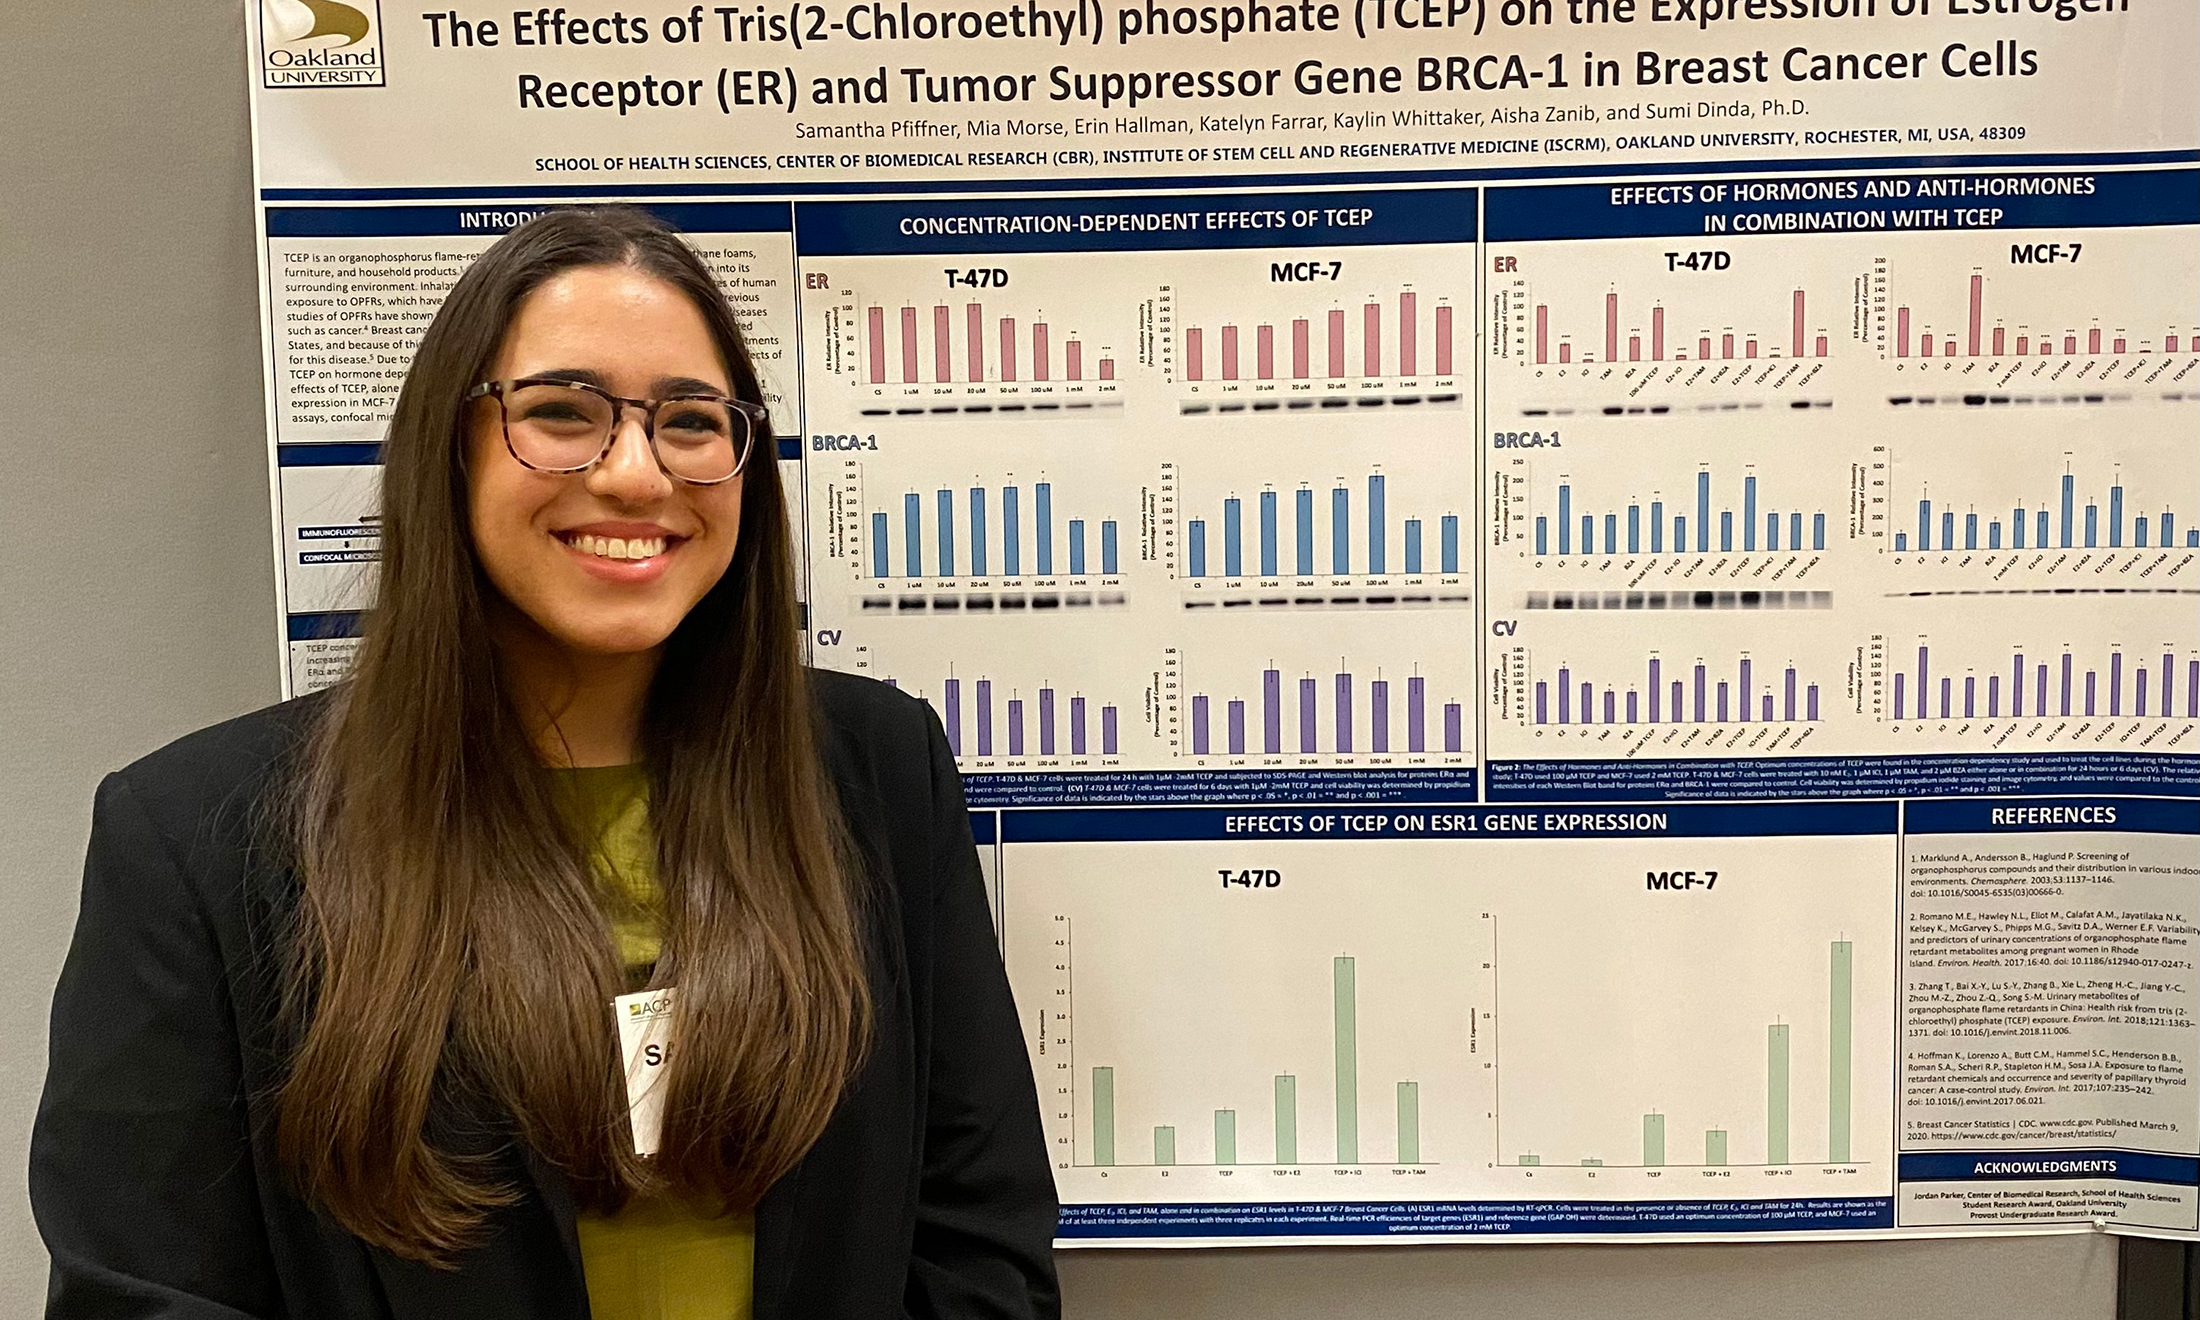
[246,0,2199,1245]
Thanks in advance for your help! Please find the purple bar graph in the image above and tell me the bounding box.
[1188,663,1465,757]
[1891,641,2195,723]
[1534,654,1818,726]
[907,673,1118,760]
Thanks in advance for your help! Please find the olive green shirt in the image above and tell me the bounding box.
[551,765,754,1320]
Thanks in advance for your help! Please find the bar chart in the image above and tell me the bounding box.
[800,253,1130,407]
[1524,651,1824,729]
[848,650,1138,765]
[861,473,1124,583]
[836,629,1163,768]
[1165,644,1474,763]
[1506,941,1857,1170]
[1004,837,1489,1203]
[1874,227,2200,369]
[1177,289,1456,384]
[1523,285,1830,367]
[1001,830,1894,1207]
[1488,237,1859,387]
[1518,463,1830,559]
[1487,833,1893,1192]
[1877,635,2199,724]
[1896,471,2195,555]
[1166,461,1470,584]
[861,296,1116,387]
[1491,611,1852,762]
[1873,430,2199,582]
[1487,411,1853,584]
[1155,243,1472,397]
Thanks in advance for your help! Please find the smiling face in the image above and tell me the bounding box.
[466,264,745,659]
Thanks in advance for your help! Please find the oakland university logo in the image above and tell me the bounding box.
[261,0,386,88]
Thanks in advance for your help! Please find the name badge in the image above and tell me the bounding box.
[613,987,677,1156]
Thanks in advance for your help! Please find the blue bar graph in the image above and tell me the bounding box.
[1187,469,1465,579]
[1894,467,2194,554]
[1533,465,1827,558]
[873,478,1119,580]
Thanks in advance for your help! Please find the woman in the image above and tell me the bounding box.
[31,207,1060,1319]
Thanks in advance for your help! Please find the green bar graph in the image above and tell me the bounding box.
[1767,1023,1791,1165]
[1705,1130,1727,1165]
[1581,1158,1603,1166]
[1274,1075,1298,1164]
[1830,940,1852,1163]
[1519,1154,1541,1165]
[1215,1110,1237,1165]
[1396,1082,1421,1164]
[1155,1126,1176,1165]
[1093,1067,1115,1166]
[1643,1113,1666,1166]
[1333,957,1358,1165]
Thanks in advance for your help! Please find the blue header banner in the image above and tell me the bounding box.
[1001,799,1894,843]
[1900,1150,2200,1187]
[794,188,1476,256]
[266,201,793,239]
[1487,168,2200,241]
[1907,797,2200,835]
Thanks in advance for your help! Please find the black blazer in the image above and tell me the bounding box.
[31,670,1060,1319]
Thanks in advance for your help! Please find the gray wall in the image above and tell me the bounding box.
[0,2,2120,1315]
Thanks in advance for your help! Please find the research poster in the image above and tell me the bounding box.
[247,0,2199,1244]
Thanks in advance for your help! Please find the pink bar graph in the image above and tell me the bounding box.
[1697,335,1712,360]
[933,306,952,382]
[1399,292,1417,377]
[1066,339,1082,381]
[1535,304,1549,365]
[1791,290,1806,358]
[1889,269,2190,360]
[1721,332,1735,360]
[1651,306,1665,360]
[1980,271,1997,356]
[1000,317,1017,382]
[1179,288,1452,383]
[1558,343,1572,364]
[1628,334,1641,362]
[1033,322,1049,382]
[1604,291,1619,363]
[966,304,984,381]
[866,306,887,383]
[899,307,918,383]
[1099,357,1115,380]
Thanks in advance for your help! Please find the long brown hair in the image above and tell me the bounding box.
[280,207,870,1263]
